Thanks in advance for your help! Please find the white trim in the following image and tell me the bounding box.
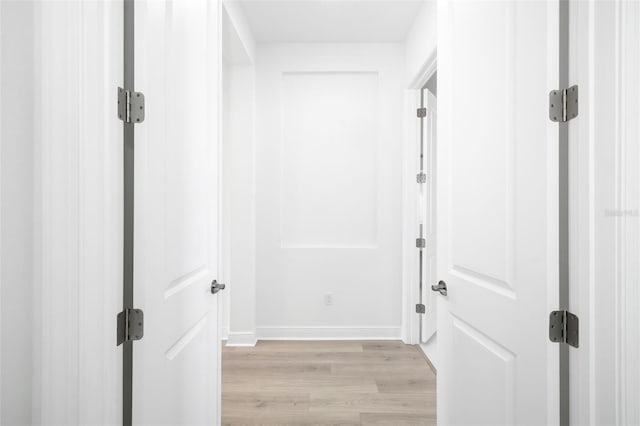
[401,50,437,345]
[36,3,123,423]
[0,2,3,418]
[257,326,401,341]
[214,1,224,422]
[401,88,420,345]
[409,50,437,90]
[225,332,257,347]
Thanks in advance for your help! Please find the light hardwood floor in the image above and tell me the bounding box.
[222,340,436,425]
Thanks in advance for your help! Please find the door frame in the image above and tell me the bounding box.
[36,1,124,423]
[568,1,640,424]
[402,50,436,346]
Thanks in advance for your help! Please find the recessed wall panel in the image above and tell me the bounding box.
[280,71,378,248]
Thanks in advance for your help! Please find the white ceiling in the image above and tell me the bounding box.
[233,0,427,43]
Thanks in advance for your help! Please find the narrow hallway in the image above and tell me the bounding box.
[222,341,436,425]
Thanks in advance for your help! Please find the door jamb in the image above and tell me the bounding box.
[122,0,135,425]
[402,52,436,346]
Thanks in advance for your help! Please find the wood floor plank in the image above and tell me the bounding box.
[375,376,436,394]
[223,412,361,426]
[331,362,432,377]
[309,394,432,415]
[222,340,437,425]
[360,412,436,426]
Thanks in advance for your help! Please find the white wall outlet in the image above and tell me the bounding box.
[324,293,334,306]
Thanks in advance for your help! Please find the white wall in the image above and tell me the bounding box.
[1,2,35,423]
[221,2,257,346]
[405,1,437,86]
[222,62,257,346]
[223,1,256,64]
[255,43,404,339]
[221,59,232,339]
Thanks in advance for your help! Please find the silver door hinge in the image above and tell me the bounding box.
[549,85,578,122]
[117,308,144,346]
[416,238,426,248]
[417,172,427,184]
[416,304,426,314]
[549,310,579,348]
[118,87,145,124]
[417,107,427,118]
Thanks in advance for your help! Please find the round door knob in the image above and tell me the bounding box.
[211,280,226,294]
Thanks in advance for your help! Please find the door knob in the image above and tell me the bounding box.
[211,280,226,294]
[431,280,447,296]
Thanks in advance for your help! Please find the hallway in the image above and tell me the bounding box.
[222,341,436,425]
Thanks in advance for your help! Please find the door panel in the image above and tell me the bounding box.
[134,0,220,424]
[437,1,559,424]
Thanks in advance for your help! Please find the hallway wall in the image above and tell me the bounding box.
[255,43,405,339]
[222,60,257,346]
[221,2,258,346]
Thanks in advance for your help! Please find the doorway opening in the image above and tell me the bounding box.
[219,0,438,423]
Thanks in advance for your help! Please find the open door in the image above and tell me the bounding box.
[132,0,222,424]
[436,1,559,424]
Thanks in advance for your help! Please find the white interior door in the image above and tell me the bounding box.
[133,0,221,424]
[437,1,559,425]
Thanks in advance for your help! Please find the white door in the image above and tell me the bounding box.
[437,1,559,425]
[133,1,221,424]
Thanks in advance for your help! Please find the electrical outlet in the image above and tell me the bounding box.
[324,293,334,306]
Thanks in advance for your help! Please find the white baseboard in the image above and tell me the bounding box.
[221,326,229,341]
[256,326,402,340]
[225,331,257,347]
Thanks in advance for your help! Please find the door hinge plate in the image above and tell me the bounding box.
[117,308,144,346]
[549,310,579,348]
[417,172,427,184]
[416,304,426,314]
[549,85,578,123]
[417,107,427,118]
[416,238,426,248]
[118,87,145,124]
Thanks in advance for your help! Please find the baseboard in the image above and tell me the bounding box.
[221,326,229,341]
[225,331,257,347]
[256,326,402,340]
